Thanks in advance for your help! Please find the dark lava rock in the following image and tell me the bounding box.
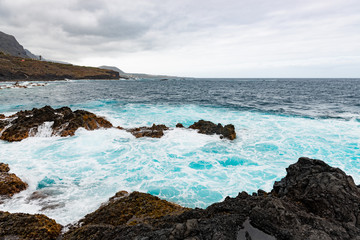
[63,158,360,240]
[0,163,10,173]
[0,211,62,240]
[64,191,189,239]
[127,124,169,138]
[0,106,113,141]
[189,120,236,140]
[272,157,360,227]
[0,163,27,197]
[176,123,184,128]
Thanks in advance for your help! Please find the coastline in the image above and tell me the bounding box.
[1,106,360,239]
[1,157,360,239]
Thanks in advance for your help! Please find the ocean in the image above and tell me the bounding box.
[0,78,359,225]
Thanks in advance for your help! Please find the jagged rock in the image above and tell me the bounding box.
[189,120,236,140]
[64,191,189,239]
[63,158,360,240]
[0,164,27,197]
[0,211,62,240]
[0,163,10,173]
[79,191,187,226]
[272,157,360,227]
[127,124,169,138]
[0,106,113,141]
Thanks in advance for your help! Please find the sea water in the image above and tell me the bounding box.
[0,78,359,225]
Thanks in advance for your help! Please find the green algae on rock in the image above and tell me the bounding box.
[0,211,62,240]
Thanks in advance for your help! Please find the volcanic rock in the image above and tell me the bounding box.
[64,191,189,239]
[127,124,169,138]
[63,158,360,240]
[0,163,27,197]
[189,120,236,140]
[0,163,10,173]
[0,106,113,141]
[0,211,62,240]
[176,123,184,128]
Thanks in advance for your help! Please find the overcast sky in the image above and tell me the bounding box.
[1,0,360,77]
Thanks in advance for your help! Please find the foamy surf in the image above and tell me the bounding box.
[1,103,360,225]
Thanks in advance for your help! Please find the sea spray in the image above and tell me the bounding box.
[0,104,359,225]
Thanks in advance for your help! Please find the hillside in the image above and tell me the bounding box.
[0,52,119,81]
[0,31,29,58]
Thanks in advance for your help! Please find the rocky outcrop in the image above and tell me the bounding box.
[0,106,113,141]
[77,191,187,227]
[127,124,169,138]
[0,163,27,197]
[0,211,62,240]
[63,157,360,240]
[189,120,236,140]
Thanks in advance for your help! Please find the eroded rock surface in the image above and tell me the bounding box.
[0,163,27,197]
[64,158,360,240]
[0,211,62,240]
[189,120,236,140]
[0,106,113,141]
[127,124,169,138]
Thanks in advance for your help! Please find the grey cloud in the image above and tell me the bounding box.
[62,16,148,39]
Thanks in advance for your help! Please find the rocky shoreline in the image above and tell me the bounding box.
[0,106,237,141]
[1,158,360,239]
[1,107,360,239]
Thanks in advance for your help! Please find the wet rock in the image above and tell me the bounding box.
[0,114,5,119]
[0,164,27,197]
[272,157,360,226]
[127,124,169,138]
[189,120,236,140]
[176,123,184,128]
[0,106,113,141]
[63,158,360,240]
[0,163,10,172]
[0,211,62,240]
[78,191,188,227]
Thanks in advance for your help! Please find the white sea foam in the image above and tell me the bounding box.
[33,121,54,137]
[0,104,359,225]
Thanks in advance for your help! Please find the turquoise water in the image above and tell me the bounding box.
[0,79,359,225]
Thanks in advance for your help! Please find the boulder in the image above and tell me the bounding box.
[0,211,62,240]
[0,163,27,197]
[127,124,169,138]
[175,123,184,128]
[0,114,5,119]
[0,106,113,141]
[189,120,236,140]
[272,157,360,226]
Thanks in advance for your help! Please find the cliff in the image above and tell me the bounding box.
[0,31,29,59]
[0,52,119,81]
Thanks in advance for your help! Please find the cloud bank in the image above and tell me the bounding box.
[0,0,359,77]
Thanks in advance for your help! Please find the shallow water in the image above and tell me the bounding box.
[0,79,359,225]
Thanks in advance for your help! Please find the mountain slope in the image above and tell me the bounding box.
[0,31,29,58]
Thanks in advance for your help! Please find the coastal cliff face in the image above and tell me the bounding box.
[0,52,119,81]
